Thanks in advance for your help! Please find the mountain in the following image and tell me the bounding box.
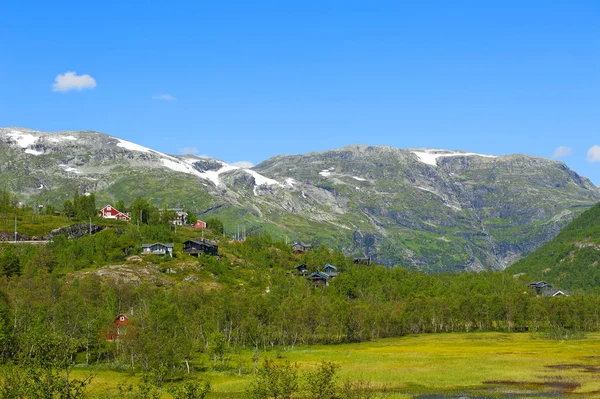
[506,202,600,292]
[2,126,599,272]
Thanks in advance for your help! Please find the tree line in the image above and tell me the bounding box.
[0,230,599,396]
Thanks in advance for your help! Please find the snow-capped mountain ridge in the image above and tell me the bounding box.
[1,127,281,192]
[2,127,600,273]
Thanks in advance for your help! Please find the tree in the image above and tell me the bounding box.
[170,380,211,399]
[247,360,298,399]
[62,200,75,218]
[206,218,224,235]
[187,212,198,225]
[115,199,127,213]
[0,248,21,277]
[304,361,338,399]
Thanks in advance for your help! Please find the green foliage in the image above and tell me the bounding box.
[187,212,198,225]
[509,202,600,292]
[0,247,21,277]
[205,217,223,235]
[115,199,127,213]
[247,359,298,399]
[0,190,15,214]
[303,361,338,399]
[170,380,211,399]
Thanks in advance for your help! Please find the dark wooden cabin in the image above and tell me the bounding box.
[183,239,219,257]
[528,281,553,295]
[353,257,371,266]
[295,263,308,275]
[307,271,329,286]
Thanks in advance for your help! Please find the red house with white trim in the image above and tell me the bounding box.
[106,313,130,341]
[100,204,130,221]
[194,220,207,229]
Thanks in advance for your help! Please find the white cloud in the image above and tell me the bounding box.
[587,145,600,163]
[153,94,177,101]
[52,71,97,92]
[231,161,254,168]
[553,146,573,158]
[179,147,198,155]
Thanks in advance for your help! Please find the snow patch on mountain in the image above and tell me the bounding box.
[160,158,203,177]
[319,170,331,177]
[352,176,366,181]
[116,139,154,154]
[285,178,297,187]
[245,169,282,187]
[24,148,43,156]
[47,135,78,143]
[7,130,38,148]
[59,165,80,174]
[180,158,281,190]
[412,149,497,166]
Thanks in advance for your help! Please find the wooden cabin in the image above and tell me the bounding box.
[528,281,553,295]
[307,271,329,287]
[106,313,130,341]
[291,241,312,254]
[324,264,338,277]
[183,239,218,257]
[141,243,174,257]
[294,263,308,276]
[353,257,371,266]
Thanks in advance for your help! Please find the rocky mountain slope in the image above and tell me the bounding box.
[2,127,599,272]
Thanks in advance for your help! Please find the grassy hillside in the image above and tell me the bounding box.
[507,202,600,292]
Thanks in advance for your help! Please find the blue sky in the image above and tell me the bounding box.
[1,1,599,181]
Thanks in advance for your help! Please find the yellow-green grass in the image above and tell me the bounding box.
[73,332,600,398]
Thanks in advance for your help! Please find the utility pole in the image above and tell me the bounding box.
[89,217,92,235]
[14,216,17,243]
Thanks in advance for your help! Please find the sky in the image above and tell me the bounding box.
[1,1,599,181]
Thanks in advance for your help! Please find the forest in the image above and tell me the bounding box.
[0,189,599,397]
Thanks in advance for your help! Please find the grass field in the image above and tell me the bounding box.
[71,332,600,398]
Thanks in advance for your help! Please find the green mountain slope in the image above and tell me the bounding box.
[2,127,600,272]
[507,202,600,292]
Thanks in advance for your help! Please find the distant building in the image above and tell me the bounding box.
[529,281,570,297]
[353,257,372,266]
[194,220,207,229]
[291,241,312,254]
[100,204,130,221]
[294,263,308,275]
[106,313,129,341]
[307,271,329,286]
[183,239,218,257]
[166,208,188,225]
[141,243,174,257]
[542,289,570,297]
[324,264,338,277]
[528,281,553,295]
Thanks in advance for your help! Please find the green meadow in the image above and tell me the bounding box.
[75,332,600,398]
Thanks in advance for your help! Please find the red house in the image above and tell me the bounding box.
[194,220,207,229]
[100,204,130,221]
[106,313,130,341]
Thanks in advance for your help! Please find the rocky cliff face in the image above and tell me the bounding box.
[2,128,599,272]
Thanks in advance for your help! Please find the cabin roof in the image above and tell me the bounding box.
[542,289,570,297]
[307,271,329,280]
[141,243,174,248]
[183,239,217,247]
